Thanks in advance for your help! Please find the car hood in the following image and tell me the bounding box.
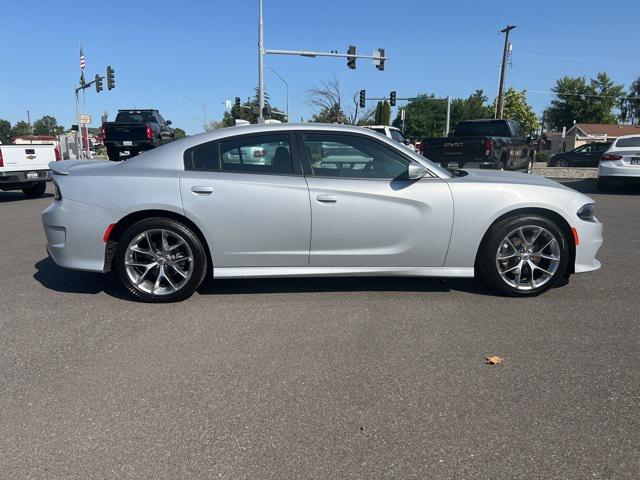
[448,169,572,191]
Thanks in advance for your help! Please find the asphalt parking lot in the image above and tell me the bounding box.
[1,180,639,479]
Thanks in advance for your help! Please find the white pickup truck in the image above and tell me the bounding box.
[0,143,58,197]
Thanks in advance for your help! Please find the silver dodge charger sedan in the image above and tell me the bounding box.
[42,123,603,302]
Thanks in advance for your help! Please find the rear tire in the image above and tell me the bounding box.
[477,214,569,297]
[107,148,119,161]
[114,217,208,303]
[22,182,47,198]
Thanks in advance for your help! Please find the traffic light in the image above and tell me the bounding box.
[106,65,115,90]
[376,48,385,71]
[95,74,103,93]
[347,45,356,70]
[359,90,366,108]
[389,91,396,107]
[234,97,241,108]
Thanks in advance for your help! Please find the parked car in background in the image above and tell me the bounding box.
[421,119,532,171]
[102,109,175,161]
[43,123,602,303]
[363,125,419,152]
[597,135,640,191]
[0,143,58,197]
[548,142,611,167]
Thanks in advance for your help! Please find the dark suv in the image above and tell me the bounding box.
[548,142,611,167]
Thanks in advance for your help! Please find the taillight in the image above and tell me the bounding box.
[100,126,106,137]
[600,153,622,162]
[54,147,61,161]
[484,139,493,157]
[0,149,3,167]
[146,124,154,140]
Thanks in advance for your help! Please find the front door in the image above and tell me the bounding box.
[180,132,311,267]
[299,131,454,267]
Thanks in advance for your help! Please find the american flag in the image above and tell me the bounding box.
[79,46,86,85]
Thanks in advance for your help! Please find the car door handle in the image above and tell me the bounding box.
[316,194,337,203]
[191,186,214,195]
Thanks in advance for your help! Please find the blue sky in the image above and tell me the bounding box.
[1,0,638,134]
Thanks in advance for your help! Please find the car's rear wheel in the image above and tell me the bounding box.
[596,179,611,192]
[107,147,119,161]
[22,182,47,198]
[114,218,207,302]
[477,215,569,296]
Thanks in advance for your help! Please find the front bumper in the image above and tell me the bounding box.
[42,198,121,272]
[573,218,603,274]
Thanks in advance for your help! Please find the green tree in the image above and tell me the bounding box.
[492,88,539,133]
[620,76,640,124]
[221,88,284,126]
[545,72,625,129]
[173,128,187,139]
[10,121,31,139]
[32,115,64,136]
[0,119,11,144]
[374,101,391,125]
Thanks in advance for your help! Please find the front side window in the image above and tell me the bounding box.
[302,133,410,179]
[220,134,293,174]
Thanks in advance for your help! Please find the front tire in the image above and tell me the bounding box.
[555,157,569,167]
[114,218,208,302]
[477,215,569,297]
[22,182,47,198]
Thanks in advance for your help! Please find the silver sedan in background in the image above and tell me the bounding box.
[42,124,603,302]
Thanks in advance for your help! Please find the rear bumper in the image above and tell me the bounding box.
[104,140,156,151]
[0,169,50,189]
[598,161,640,180]
[42,198,121,272]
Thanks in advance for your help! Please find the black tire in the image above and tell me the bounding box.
[114,217,208,303]
[555,157,569,167]
[22,182,47,198]
[107,147,119,161]
[477,214,570,297]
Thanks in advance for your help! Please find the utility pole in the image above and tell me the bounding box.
[445,96,451,137]
[26,110,32,137]
[495,25,516,119]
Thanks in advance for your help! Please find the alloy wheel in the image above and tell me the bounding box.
[495,225,561,291]
[124,229,194,296]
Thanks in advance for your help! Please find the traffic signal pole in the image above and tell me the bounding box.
[257,0,387,123]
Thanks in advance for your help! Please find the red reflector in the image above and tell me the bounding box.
[103,223,116,243]
[0,149,3,168]
[571,227,580,246]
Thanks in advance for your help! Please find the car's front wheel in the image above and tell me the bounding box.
[114,218,208,302]
[477,215,569,296]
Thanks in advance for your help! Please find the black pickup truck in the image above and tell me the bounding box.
[102,109,175,161]
[420,119,532,171]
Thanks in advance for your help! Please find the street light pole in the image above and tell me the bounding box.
[496,25,516,119]
[258,0,265,123]
[266,65,288,121]
[179,96,207,131]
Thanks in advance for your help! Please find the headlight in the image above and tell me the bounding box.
[577,203,595,222]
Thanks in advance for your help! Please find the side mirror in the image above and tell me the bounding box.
[407,162,428,180]
[166,120,172,125]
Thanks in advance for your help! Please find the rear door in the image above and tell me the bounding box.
[299,131,453,267]
[180,132,311,267]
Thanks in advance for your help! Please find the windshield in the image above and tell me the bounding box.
[390,129,405,142]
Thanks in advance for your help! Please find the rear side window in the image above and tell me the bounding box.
[219,134,293,174]
[616,137,640,148]
[184,141,220,171]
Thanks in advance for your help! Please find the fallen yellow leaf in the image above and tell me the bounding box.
[485,355,503,365]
